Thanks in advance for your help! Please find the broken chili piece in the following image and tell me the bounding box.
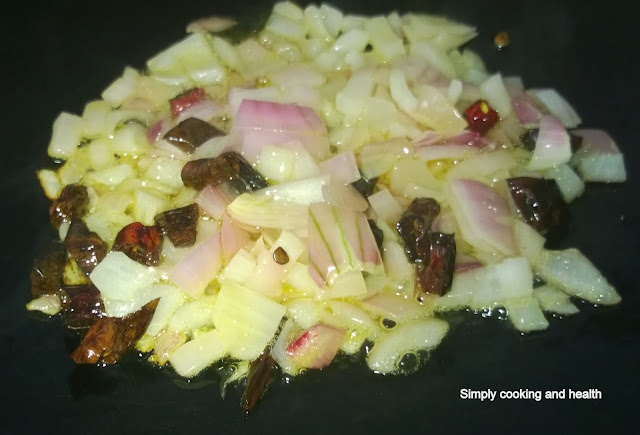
[49,184,89,228]
[154,204,199,248]
[417,232,457,296]
[351,175,378,198]
[30,240,66,298]
[170,88,205,117]
[64,218,107,275]
[181,151,269,191]
[506,177,569,241]
[396,198,456,295]
[71,298,159,365]
[396,198,441,262]
[112,222,163,266]
[163,117,224,154]
[242,346,276,413]
[61,284,105,329]
[464,100,499,135]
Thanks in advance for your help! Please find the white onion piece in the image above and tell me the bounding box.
[528,88,582,128]
[227,193,308,232]
[527,115,571,171]
[232,99,330,163]
[503,297,549,332]
[319,152,360,184]
[220,214,250,260]
[534,285,579,315]
[382,240,414,282]
[571,129,626,182]
[196,185,228,220]
[47,112,85,159]
[90,251,160,301]
[186,16,237,33]
[260,175,328,205]
[511,94,543,125]
[361,293,427,322]
[479,73,512,117]
[367,318,449,374]
[323,301,380,339]
[167,232,223,297]
[167,296,217,333]
[543,163,585,203]
[368,189,403,226]
[323,179,369,212]
[513,220,545,267]
[535,249,621,305]
[26,294,62,315]
[447,179,516,256]
[308,203,382,286]
[169,329,227,378]
[212,281,286,360]
[286,323,345,369]
[244,246,287,298]
[271,319,300,375]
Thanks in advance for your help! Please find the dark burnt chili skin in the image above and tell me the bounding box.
[243,347,277,413]
[163,117,225,154]
[49,184,89,228]
[417,232,456,296]
[71,298,159,365]
[30,240,66,299]
[396,198,456,296]
[181,152,269,191]
[506,177,569,242]
[154,204,199,248]
[112,222,163,267]
[64,218,108,275]
[61,284,105,329]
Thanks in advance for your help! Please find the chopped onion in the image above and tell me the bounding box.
[367,318,449,374]
[367,189,404,226]
[533,285,579,315]
[308,203,382,287]
[511,94,543,125]
[90,251,160,301]
[232,99,330,163]
[535,249,621,305]
[570,129,626,182]
[167,232,223,297]
[503,297,549,332]
[220,213,250,260]
[169,329,227,378]
[212,281,286,360]
[319,152,360,184]
[527,115,571,171]
[196,185,228,220]
[446,179,517,256]
[528,89,582,128]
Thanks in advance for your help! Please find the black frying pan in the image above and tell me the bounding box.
[1,0,638,433]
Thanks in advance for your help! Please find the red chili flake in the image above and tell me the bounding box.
[170,88,205,117]
[464,99,499,135]
[112,222,162,267]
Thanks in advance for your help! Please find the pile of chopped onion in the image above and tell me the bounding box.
[32,0,625,409]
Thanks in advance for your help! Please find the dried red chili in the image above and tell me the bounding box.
[464,99,499,135]
[170,88,205,117]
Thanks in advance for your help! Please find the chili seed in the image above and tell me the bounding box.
[273,247,289,265]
